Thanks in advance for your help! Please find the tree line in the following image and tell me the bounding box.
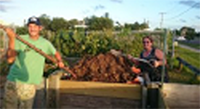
[16,13,149,35]
[16,13,199,40]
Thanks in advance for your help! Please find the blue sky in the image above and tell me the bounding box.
[0,0,200,31]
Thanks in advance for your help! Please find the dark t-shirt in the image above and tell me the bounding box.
[139,48,169,82]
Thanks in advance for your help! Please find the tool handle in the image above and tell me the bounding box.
[0,24,76,78]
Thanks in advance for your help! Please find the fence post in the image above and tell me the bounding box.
[172,30,176,58]
[161,29,167,86]
[46,71,63,108]
[178,61,183,71]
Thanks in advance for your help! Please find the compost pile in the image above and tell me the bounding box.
[68,53,136,83]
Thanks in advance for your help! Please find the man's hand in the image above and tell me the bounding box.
[55,51,65,68]
[5,28,16,40]
[57,61,65,68]
[0,24,6,29]
[0,24,16,40]
[1,24,17,63]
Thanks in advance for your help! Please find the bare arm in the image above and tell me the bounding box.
[1,27,18,63]
[55,51,65,68]
[127,54,139,65]
[154,49,166,67]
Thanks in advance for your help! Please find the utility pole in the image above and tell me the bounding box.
[159,12,166,29]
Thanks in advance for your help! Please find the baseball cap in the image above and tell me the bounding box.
[27,16,41,26]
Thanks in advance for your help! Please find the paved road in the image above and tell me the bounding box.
[178,44,200,53]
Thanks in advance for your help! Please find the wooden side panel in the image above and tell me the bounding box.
[46,72,63,108]
[60,94,141,109]
[162,83,200,108]
[60,80,141,100]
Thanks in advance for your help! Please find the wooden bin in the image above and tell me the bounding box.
[44,71,169,109]
[45,72,143,109]
[162,83,200,108]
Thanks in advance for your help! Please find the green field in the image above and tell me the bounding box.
[168,46,200,84]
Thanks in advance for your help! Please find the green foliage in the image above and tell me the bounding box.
[50,28,169,58]
[39,14,51,30]
[40,30,55,42]
[85,16,114,31]
[124,22,149,30]
[50,17,68,32]
[180,26,196,40]
[167,31,173,49]
[16,26,28,35]
[52,30,120,57]
[68,19,79,28]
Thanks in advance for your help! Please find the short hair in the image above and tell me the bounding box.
[143,36,154,43]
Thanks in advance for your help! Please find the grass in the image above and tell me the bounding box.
[168,46,200,84]
[168,69,199,84]
[174,46,200,68]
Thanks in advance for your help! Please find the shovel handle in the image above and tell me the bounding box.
[0,24,77,78]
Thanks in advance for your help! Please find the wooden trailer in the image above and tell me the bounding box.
[33,71,199,109]
[37,71,167,109]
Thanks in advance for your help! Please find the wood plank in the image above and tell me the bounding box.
[158,89,168,109]
[59,80,141,100]
[46,71,63,108]
[0,88,4,109]
[162,83,200,108]
[59,94,141,109]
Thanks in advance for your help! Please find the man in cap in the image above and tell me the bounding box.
[1,16,65,109]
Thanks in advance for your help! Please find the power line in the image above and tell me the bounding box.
[165,3,181,14]
[167,3,199,20]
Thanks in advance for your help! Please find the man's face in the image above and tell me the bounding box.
[28,23,42,37]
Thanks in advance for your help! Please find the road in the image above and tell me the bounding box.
[178,44,200,53]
